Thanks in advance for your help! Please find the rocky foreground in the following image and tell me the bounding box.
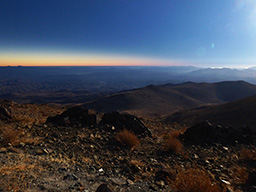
[0,100,256,192]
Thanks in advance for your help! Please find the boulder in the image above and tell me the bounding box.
[100,111,151,137]
[96,184,112,192]
[46,106,96,127]
[0,107,11,120]
[180,121,255,145]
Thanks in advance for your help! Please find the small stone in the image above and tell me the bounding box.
[110,178,126,185]
[64,173,78,181]
[0,148,7,153]
[43,149,49,154]
[127,179,134,185]
[19,142,25,147]
[220,179,231,185]
[58,167,68,173]
[150,158,158,163]
[223,146,228,151]
[155,180,165,187]
[98,168,104,173]
[226,186,235,192]
[194,154,199,159]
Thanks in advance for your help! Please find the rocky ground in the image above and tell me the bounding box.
[0,100,255,192]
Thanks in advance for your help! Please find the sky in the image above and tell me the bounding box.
[0,0,256,67]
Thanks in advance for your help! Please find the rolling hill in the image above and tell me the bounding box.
[82,81,256,118]
[164,94,256,129]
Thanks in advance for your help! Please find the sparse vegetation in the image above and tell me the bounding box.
[0,126,22,146]
[0,100,255,191]
[171,167,223,192]
[163,130,183,154]
[231,165,249,185]
[0,125,39,147]
[240,147,256,161]
[0,153,42,192]
[116,129,140,149]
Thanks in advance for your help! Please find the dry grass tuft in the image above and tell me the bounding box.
[0,125,40,147]
[172,167,222,192]
[163,130,183,154]
[0,126,22,146]
[240,147,256,161]
[231,165,249,185]
[116,129,140,149]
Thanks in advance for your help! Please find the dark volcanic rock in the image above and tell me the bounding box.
[46,106,96,127]
[96,184,112,192]
[100,111,151,137]
[180,121,256,146]
[155,168,174,182]
[0,107,11,121]
[247,171,256,185]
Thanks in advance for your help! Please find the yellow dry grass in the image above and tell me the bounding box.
[171,167,223,192]
[116,129,140,149]
[163,130,183,154]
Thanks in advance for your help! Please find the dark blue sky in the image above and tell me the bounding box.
[0,0,255,67]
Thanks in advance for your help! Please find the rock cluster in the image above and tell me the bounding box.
[180,121,256,145]
[100,111,152,137]
[46,106,97,127]
[1,102,256,192]
[47,107,152,137]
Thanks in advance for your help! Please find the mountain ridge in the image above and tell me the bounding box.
[82,80,256,118]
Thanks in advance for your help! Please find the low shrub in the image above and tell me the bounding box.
[231,165,249,185]
[163,130,183,154]
[240,147,256,161]
[0,126,38,147]
[0,126,22,146]
[116,129,139,149]
[172,167,222,192]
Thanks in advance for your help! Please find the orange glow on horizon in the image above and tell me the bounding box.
[0,52,185,67]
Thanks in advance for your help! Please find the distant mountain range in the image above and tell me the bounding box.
[82,81,256,118]
[1,66,256,105]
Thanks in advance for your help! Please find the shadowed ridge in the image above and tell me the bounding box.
[82,81,256,118]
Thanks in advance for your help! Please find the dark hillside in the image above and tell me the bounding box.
[165,95,256,129]
[83,81,256,118]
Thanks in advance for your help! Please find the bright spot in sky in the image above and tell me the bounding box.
[211,43,215,48]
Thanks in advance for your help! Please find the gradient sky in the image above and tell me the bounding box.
[0,0,256,67]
